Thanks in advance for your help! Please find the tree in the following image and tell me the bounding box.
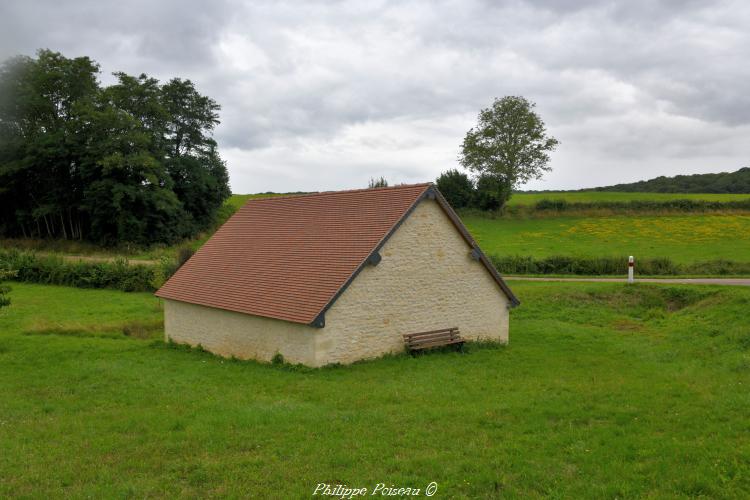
[459,96,558,207]
[368,176,388,188]
[160,78,229,229]
[0,50,230,246]
[0,50,100,240]
[74,98,187,245]
[435,169,474,209]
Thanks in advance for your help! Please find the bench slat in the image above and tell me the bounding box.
[403,327,463,352]
[403,327,458,338]
[404,332,457,341]
[405,331,457,343]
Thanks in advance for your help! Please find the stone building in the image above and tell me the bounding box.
[156,183,519,366]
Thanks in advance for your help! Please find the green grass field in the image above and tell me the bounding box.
[224,192,291,210]
[464,214,750,263]
[508,191,750,206]
[1,282,748,497]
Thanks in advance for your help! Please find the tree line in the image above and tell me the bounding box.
[0,50,230,246]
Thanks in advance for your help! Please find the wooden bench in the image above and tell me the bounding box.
[403,327,464,352]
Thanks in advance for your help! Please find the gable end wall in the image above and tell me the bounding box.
[314,198,509,365]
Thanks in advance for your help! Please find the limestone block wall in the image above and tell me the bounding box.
[315,199,509,365]
[163,298,317,365]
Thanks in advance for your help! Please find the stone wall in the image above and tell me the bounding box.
[163,299,317,365]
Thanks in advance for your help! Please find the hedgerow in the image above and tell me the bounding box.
[0,250,161,292]
[533,198,750,213]
[489,254,750,276]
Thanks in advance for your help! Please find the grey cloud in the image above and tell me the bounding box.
[1,0,748,192]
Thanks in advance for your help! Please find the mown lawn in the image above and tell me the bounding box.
[0,282,748,497]
[508,191,750,206]
[464,214,750,263]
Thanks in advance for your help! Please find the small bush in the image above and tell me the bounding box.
[368,177,388,188]
[177,247,195,267]
[271,352,285,365]
[0,269,16,309]
[436,169,475,209]
[475,175,512,211]
[534,199,569,211]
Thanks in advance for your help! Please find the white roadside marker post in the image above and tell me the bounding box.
[628,255,635,284]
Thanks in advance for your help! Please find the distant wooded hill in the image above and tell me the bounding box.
[520,167,750,194]
[587,167,750,193]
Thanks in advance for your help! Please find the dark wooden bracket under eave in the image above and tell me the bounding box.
[310,312,325,328]
[366,251,382,266]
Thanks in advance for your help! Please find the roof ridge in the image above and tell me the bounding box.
[240,182,433,203]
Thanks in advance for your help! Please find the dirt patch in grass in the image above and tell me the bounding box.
[24,318,163,340]
[612,318,644,331]
[571,285,717,314]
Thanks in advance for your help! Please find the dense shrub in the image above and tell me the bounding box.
[534,199,569,211]
[489,254,750,276]
[177,247,196,267]
[0,250,165,292]
[435,169,475,209]
[0,270,14,308]
[475,175,512,211]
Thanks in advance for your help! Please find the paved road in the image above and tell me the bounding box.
[504,277,750,286]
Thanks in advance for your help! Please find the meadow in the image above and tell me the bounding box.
[508,191,750,206]
[1,282,748,497]
[464,213,750,264]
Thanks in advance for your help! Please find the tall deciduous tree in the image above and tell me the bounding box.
[459,96,558,207]
[0,50,230,246]
[161,78,229,228]
[0,50,100,240]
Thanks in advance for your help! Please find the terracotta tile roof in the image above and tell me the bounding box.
[155,183,518,325]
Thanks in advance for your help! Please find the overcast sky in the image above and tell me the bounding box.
[1,0,748,193]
